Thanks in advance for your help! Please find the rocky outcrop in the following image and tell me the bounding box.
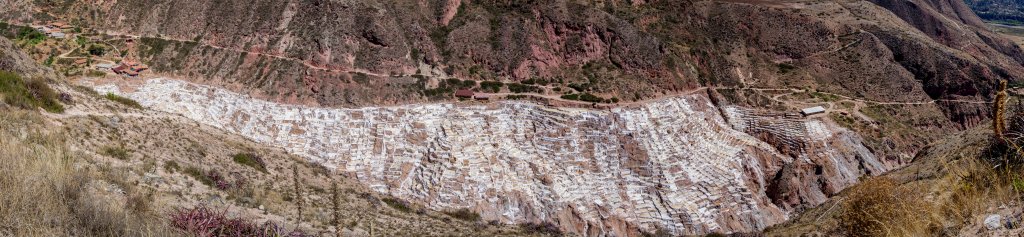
[94,78,886,235]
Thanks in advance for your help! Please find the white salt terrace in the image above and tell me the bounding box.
[93,78,884,235]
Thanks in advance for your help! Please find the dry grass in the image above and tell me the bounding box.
[0,109,175,236]
[837,177,939,236]
[831,131,1024,236]
[837,146,1024,236]
[770,119,1024,236]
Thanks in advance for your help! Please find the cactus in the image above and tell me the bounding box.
[292,164,304,223]
[995,80,1009,141]
[331,180,341,237]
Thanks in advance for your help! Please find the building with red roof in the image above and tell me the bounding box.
[454,89,475,98]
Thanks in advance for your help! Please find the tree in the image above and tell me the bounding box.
[87,44,105,56]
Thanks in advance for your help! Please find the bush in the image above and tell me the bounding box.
[164,160,180,173]
[0,71,64,113]
[506,95,527,100]
[382,197,413,213]
[232,153,267,173]
[170,206,308,237]
[184,166,245,191]
[16,27,45,45]
[568,83,589,92]
[480,81,503,93]
[507,83,540,93]
[101,146,131,160]
[578,93,604,103]
[778,63,797,74]
[560,94,579,100]
[838,177,935,237]
[104,93,142,109]
[443,208,481,222]
[184,166,215,187]
[87,44,106,56]
[519,222,563,236]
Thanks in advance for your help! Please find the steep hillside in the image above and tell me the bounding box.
[0,1,1017,99]
[0,37,542,236]
[1,0,1022,236]
[766,110,1024,236]
[966,0,1024,24]
[2,0,1018,156]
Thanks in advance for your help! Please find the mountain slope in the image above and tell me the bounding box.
[0,36,538,236]
[766,116,1024,236]
[966,0,1024,24]
[1,0,1023,236]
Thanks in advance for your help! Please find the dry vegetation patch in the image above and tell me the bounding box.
[838,177,939,236]
[0,110,173,236]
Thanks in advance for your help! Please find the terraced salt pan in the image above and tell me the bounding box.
[94,78,882,236]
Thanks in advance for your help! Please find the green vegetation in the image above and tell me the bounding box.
[86,70,107,77]
[443,208,481,222]
[352,72,370,84]
[423,87,454,98]
[578,93,603,103]
[829,113,858,130]
[44,54,55,66]
[521,78,550,86]
[183,166,215,187]
[810,91,840,102]
[163,160,180,174]
[382,197,413,213]
[506,95,527,100]
[75,36,87,46]
[139,37,171,58]
[410,47,420,62]
[0,71,64,113]
[87,44,106,56]
[104,93,142,109]
[561,93,608,103]
[480,81,503,93]
[0,21,8,33]
[567,83,589,92]
[231,153,267,173]
[507,83,540,93]
[420,78,478,98]
[16,27,45,45]
[101,146,131,160]
[447,78,476,89]
[777,63,797,74]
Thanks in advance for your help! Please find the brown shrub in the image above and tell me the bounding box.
[838,177,937,237]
